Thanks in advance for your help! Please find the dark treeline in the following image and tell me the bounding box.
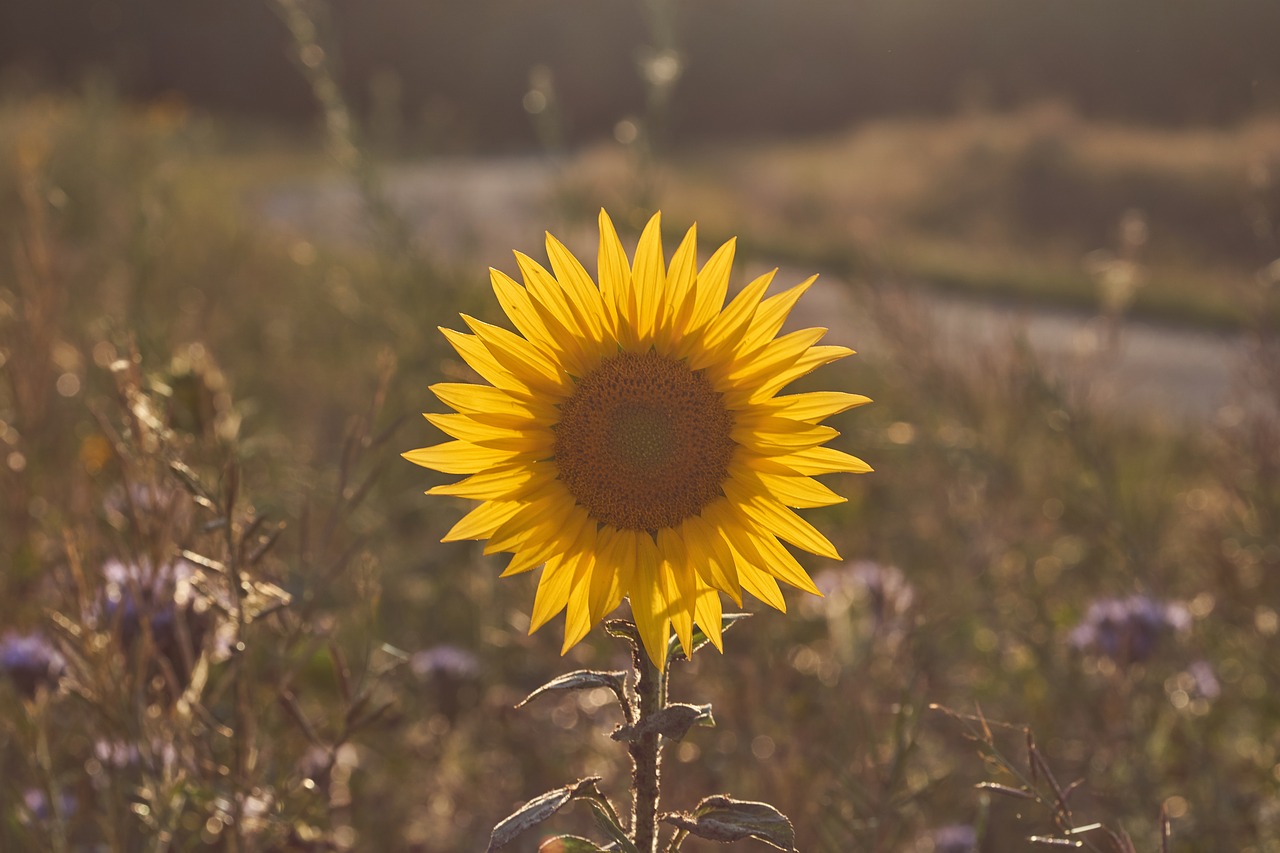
[3,0,1279,148]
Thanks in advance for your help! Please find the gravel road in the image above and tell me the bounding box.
[259,157,1260,426]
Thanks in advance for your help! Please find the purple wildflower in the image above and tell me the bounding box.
[803,555,916,635]
[411,644,481,721]
[94,558,211,682]
[410,645,480,681]
[1069,595,1190,665]
[849,561,915,626]
[932,823,978,853]
[0,632,66,697]
[19,788,77,823]
[806,560,914,625]
[92,737,180,773]
[93,739,141,769]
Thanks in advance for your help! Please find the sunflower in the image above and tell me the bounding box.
[405,211,871,667]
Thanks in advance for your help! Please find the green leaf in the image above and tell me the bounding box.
[538,836,610,852]
[611,703,714,743]
[580,797,639,853]
[516,670,628,711]
[667,613,751,661]
[486,777,603,852]
[662,795,796,851]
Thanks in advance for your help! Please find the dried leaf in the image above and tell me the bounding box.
[604,619,641,645]
[611,703,714,743]
[663,795,795,851]
[517,670,627,710]
[487,778,603,853]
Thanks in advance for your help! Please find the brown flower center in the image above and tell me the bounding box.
[554,350,736,531]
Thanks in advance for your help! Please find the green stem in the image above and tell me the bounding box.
[33,699,69,853]
[630,646,666,853]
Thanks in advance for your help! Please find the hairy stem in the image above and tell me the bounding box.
[630,646,666,852]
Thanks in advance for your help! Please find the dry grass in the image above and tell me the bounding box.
[3,95,1280,851]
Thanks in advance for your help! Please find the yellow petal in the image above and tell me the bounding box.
[767,446,874,476]
[693,573,724,652]
[500,507,589,576]
[515,251,584,339]
[545,231,607,341]
[732,419,839,454]
[598,209,633,347]
[722,526,791,608]
[514,252,596,376]
[490,268,564,363]
[423,412,550,452]
[721,507,788,607]
[586,526,617,622]
[631,211,665,345]
[657,528,695,658]
[688,237,736,334]
[570,532,604,617]
[560,551,597,652]
[441,500,523,542]
[403,441,521,475]
[591,525,634,622]
[462,314,568,395]
[429,382,556,426]
[739,526,823,595]
[721,327,828,388]
[530,554,577,632]
[687,503,744,605]
[439,327,537,397]
[746,344,855,404]
[660,222,699,350]
[427,461,556,501]
[758,391,873,423]
[688,269,775,369]
[626,531,670,668]
[485,486,581,555]
[736,560,786,612]
[736,275,817,357]
[737,467,847,508]
[726,480,838,564]
[500,550,541,577]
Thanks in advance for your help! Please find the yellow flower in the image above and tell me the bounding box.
[405,211,871,666]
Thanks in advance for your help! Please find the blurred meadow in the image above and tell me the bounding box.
[2,1,1280,851]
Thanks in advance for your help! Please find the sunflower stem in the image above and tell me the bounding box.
[630,643,667,852]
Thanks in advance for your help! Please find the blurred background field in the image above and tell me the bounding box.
[2,1,1280,851]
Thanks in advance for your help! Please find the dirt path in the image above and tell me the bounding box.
[259,157,1257,426]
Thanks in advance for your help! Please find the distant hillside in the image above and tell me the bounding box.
[3,0,1279,149]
